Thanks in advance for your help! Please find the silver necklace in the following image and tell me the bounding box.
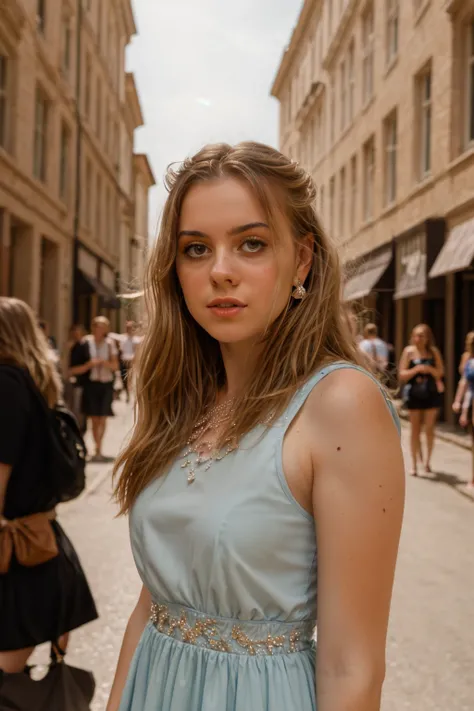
[181,399,237,484]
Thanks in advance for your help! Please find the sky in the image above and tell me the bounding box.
[127,0,303,238]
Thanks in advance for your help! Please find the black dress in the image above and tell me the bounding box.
[404,356,441,411]
[0,366,98,651]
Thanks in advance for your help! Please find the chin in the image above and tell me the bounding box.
[201,321,263,346]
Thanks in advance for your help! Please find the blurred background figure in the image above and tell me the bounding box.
[69,317,119,462]
[38,319,60,369]
[398,324,445,477]
[359,323,389,375]
[118,321,141,403]
[452,332,474,489]
[64,324,87,434]
[0,297,97,675]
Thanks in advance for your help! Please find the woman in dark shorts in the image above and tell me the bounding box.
[70,316,119,462]
[0,297,98,674]
[399,323,445,477]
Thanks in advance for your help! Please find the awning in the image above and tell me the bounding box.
[429,218,474,278]
[343,247,392,302]
[77,269,121,309]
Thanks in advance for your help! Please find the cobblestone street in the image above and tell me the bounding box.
[32,401,474,711]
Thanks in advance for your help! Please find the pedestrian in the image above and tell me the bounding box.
[106,142,405,711]
[359,323,389,374]
[398,324,445,476]
[118,321,141,403]
[69,316,119,462]
[452,332,474,489]
[0,297,98,675]
[64,324,87,433]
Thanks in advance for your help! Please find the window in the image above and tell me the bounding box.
[418,68,432,177]
[33,86,48,181]
[37,0,46,33]
[362,4,374,105]
[59,122,70,201]
[84,55,91,118]
[340,60,347,131]
[363,137,375,221]
[350,155,357,231]
[0,55,9,149]
[348,40,355,122]
[95,173,102,239]
[386,0,399,65]
[85,159,92,227]
[339,167,346,240]
[330,75,336,144]
[61,16,72,77]
[96,77,101,138]
[384,111,397,204]
[466,21,474,146]
[330,176,336,234]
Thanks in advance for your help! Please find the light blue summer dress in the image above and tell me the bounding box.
[119,362,399,711]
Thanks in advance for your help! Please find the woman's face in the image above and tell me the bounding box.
[175,178,310,346]
[412,328,428,348]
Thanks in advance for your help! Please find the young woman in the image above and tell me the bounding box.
[0,297,98,674]
[70,316,119,462]
[107,142,405,711]
[399,324,445,477]
[452,332,474,489]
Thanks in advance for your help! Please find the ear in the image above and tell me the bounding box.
[295,234,314,284]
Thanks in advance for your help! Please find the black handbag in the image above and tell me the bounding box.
[0,643,95,711]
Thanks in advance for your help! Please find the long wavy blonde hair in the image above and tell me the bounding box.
[114,141,366,514]
[0,297,61,407]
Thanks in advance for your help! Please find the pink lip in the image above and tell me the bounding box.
[207,298,247,308]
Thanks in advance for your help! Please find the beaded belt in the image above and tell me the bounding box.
[150,601,315,656]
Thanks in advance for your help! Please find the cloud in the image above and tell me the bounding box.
[128,0,303,237]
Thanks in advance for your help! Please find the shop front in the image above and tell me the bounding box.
[74,245,120,330]
[429,214,474,422]
[343,244,395,342]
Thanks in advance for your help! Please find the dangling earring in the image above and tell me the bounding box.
[292,278,306,300]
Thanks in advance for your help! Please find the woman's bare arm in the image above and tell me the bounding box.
[398,347,419,382]
[0,462,12,516]
[308,370,405,711]
[106,585,152,711]
[429,347,445,380]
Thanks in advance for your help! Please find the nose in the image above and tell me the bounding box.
[209,247,240,287]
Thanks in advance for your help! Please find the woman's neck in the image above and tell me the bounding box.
[219,340,263,399]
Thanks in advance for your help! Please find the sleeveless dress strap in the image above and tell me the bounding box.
[282,361,400,436]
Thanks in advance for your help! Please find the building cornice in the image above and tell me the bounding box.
[133,154,156,187]
[125,73,145,130]
[270,0,317,98]
[322,0,358,71]
[119,0,137,39]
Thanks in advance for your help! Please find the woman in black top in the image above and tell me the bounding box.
[399,323,444,477]
[0,297,98,674]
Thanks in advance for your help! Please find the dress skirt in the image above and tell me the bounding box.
[0,521,98,651]
[119,613,317,711]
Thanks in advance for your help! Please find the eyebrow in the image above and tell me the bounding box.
[177,222,269,239]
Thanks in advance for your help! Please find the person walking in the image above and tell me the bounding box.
[0,297,98,675]
[69,316,119,462]
[118,321,141,403]
[399,324,445,476]
[64,324,87,433]
[106,142,405,711]
[359,323,389,374]
[452,332,474,489]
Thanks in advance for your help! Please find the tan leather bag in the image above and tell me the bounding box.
[0,510,58,574]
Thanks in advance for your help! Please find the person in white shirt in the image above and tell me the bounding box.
[359,323,389,373]
[119,321,141,403]
[69,316,119,462]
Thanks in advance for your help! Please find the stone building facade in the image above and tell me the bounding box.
[272,0,474,421]
[0,0,153,347]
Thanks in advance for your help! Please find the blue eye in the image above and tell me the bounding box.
[241,238,266,253]
[184,243,209,258]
